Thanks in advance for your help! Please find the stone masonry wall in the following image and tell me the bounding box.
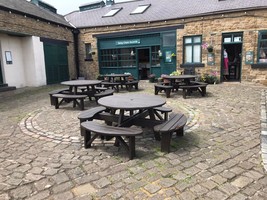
[0,10,76,79]
[79,9,267,83]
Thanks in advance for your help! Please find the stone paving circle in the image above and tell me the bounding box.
[0,80,266,199]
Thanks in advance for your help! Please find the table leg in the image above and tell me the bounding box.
[148,108,161,141]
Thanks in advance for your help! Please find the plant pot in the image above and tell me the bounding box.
[149,77,155,83]
[207,48,213,53]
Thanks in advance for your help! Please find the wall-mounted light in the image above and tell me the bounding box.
[130,50,135,56]
[158,50,162,57]
[112,54,117,60]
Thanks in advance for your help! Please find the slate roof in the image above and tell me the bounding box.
[0,0,71,27]
[65,0,267,28]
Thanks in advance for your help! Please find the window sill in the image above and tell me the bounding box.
[251,63,267,68]
[180,63,205,68]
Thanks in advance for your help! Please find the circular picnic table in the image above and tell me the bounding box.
[98,94,166,140]
[163,75,196,86]
[61,80,101,94]
[98,93,165,110]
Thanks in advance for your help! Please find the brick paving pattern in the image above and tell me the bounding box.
[0,81,266,199]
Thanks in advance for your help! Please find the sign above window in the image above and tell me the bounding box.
[116,39,141,46]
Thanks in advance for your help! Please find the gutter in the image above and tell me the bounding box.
[72,29,80,78]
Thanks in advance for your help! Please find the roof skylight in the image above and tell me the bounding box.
[130,4,151,15]
[103,8,122,17]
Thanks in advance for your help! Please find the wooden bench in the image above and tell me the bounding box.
[154,84,173,98]
[101,82,120,92]
[125,80,139,91]
[52,93,87,110]
[48,88,70,105]
[154,113,187,153]
[81,121,143,159]
[95,86,108,92]
[77,106,107,123]
[94,89,114,103]
[153,106,172,120]
[179,82,208,99]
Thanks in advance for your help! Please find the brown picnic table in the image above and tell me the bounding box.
[97,94,166,140]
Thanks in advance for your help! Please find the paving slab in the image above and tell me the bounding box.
[0,81,266,199]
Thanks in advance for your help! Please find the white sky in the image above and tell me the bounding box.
[37,0,130,15]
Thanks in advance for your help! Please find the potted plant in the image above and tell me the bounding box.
[148,74,156,83]
[202,42,214,53]
[161,74,170,84]
[207,45,214,53]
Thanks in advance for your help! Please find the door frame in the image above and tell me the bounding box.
[137,47,151,80]
[221,32,243,82]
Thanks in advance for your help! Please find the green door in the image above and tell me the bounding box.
[44,43,69,84]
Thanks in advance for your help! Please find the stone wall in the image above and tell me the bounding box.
[0,10,76,79]
[78,9,267,83]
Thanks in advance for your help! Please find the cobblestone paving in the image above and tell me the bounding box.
[0,81,267,199]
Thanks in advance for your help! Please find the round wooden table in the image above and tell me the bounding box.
[98,93,165,110]
[163,75,196,86]
[61,80,101,94]
[98,94,166,140]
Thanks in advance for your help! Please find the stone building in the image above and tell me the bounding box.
[1,0,266,89]
[0,0,75,90]
[65,0,267,84]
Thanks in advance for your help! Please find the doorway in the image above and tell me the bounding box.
[221,33,242,82]
[137,48,150,80]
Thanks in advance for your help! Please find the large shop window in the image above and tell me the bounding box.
[183,36,202,63]
[258,31,267,63]
[100,48,136,68]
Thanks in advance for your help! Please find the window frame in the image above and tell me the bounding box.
[258,30,267,64]
[102,8,122,17]
[130,4,151,15]
[183,35,202,64]
[85,43,93,61]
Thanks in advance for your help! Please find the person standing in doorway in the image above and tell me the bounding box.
[223,49,229,80]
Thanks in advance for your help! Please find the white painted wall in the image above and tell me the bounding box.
[22,36,46,87]
[0,33,26,88]
[0,34,47,88]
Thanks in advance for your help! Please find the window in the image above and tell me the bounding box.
[85,43,93,61]
[183,36,202,63]
[99,48,136,68]
[130,4,150,15]
[163,33,176,47]
[102,8,122,17]
[258,31,267,63]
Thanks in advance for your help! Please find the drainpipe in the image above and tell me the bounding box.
[72,29,80,78]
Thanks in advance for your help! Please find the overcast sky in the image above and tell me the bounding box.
[37,0,130,15]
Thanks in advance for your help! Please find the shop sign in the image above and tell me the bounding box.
[245,51,254,64]
[207,53,215,66]
[116,39,141,46]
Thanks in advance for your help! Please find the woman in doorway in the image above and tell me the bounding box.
[223,49,229,80]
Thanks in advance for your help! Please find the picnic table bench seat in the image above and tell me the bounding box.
[77,106,107,123]
[125,80,139,91]
[81,121,143,159]
[95,86,108,92]
[101,82,120,92]
[153,106,172,120]
[179,82,208,99]
[94,89,114,103]
[49,88,70,105]
[154,84,173,98]
[52,93,87,110]
[154,113,187,153]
